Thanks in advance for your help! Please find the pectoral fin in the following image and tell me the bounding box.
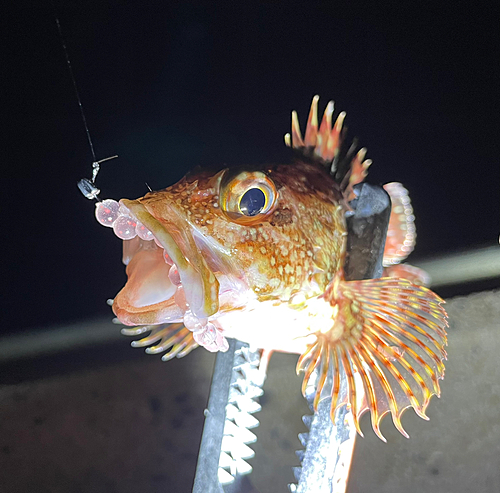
[297,276,447,440]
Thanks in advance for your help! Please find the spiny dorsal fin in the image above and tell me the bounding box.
[284,96,371,200]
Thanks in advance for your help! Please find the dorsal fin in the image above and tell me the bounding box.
[284,96,371,200]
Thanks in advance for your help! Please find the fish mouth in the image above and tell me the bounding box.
[112,199,221,327]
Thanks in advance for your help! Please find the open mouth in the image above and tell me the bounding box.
[95,194,256,352]
[97,198,220,330]
[114,235,186,325]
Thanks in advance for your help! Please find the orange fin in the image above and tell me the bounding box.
[383,182,416,265]
[297,276,447,440]
[285,95,341,158]
[284,96,371,200]
[341,148,372,201]
[121,323,198,361]
[383,263,431,287]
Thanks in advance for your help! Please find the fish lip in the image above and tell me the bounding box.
[113,292,185,327]
[113,198,220,325]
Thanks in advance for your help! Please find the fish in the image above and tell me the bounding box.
[94,96,447,440]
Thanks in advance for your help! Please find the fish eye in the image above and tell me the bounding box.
[239,188,266,216]
[219,170,277,224]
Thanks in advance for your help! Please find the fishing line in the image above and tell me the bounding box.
[53,13,97,166]
[53,5,118,200]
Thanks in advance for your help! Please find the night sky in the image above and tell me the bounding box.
[3,1,499,335]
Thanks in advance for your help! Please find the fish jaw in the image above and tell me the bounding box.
[112,198,222,326]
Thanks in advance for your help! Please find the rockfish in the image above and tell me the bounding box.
[94,96,447,440]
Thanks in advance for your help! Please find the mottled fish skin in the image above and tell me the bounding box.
[112,160,350,355]
[139,162,345,301]
[103,97,447,440]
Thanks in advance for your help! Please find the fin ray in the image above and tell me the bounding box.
[339,342,363,435]
[363,329,433,416]
[330,347,341,414]
[349,344,385,439]
[370,307,447,365]
[123,323,198,360]
[313,340,330,409]
[357,340,408,437]
[304,95,319,147]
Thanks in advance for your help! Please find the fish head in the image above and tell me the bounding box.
[101,160,347,349]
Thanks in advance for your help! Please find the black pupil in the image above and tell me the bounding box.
[239,188,266,216]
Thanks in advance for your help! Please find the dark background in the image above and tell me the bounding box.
[3,0,499,334]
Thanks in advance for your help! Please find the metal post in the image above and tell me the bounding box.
[193,339,240,492]
[291,183,391,492]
